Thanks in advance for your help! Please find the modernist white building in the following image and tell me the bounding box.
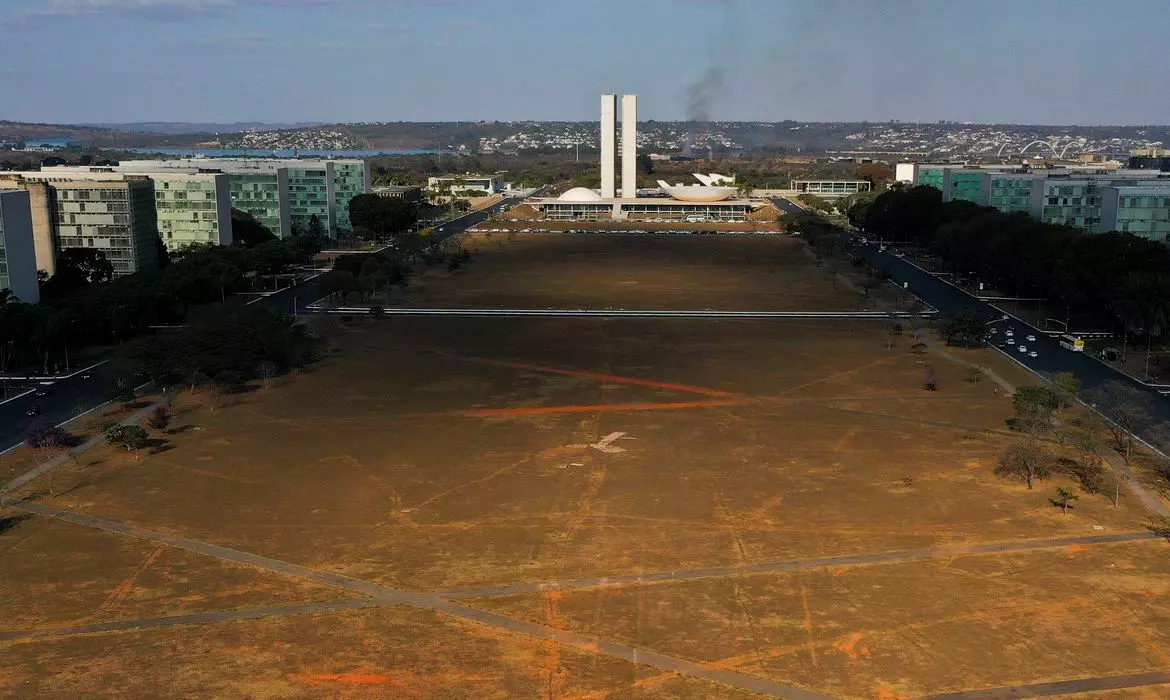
[530,93,770,223]
[39,166,233,251]
[427,175,500,195]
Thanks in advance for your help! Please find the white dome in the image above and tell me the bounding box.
[558,187,604,202]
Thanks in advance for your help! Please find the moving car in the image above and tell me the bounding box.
[1018,345,1028,353]
[33,389,50,398]
[1029,351,1038,358]
[26,406,41,416]
[1026,334,1036,342]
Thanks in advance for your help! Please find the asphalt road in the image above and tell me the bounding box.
[851,239,1170,434]
[770,196,807,215]
[0,363,123,455]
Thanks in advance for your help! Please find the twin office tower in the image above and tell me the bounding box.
[600,93,638,199]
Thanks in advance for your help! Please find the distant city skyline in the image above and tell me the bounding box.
[1,0,1168,126]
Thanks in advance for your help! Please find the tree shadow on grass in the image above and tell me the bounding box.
[0,513,33,535]
[165,425,196,436]
[146,439,173,456]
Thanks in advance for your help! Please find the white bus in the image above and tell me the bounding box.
[1059,335,1085,352]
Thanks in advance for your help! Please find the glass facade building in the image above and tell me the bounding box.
[988,174,1040,214]
[228,171,291,238]
[909,164,1170,239]
[946,171,989,205]
[118,158,369,238]
[153,173,233,251]
[1040,181,1102,230]
[1101,187,1170,242]
[286,166,332,235]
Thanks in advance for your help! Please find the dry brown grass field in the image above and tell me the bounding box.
[1,234,1167,699]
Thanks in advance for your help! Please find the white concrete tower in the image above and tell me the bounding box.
[621,94,638,198]
[600,93,617,199]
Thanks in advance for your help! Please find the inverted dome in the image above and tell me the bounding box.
[558,187,604,202]
[663,186,738,202]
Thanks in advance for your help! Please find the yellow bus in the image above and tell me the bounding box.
[1059,335,1085,352]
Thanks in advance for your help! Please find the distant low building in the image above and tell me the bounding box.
[373,185,423,202]
[1129,148,1170,172]
[790,179,871,196]
[427,175,499,195]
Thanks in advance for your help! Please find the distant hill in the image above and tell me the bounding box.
[83,122,325,135]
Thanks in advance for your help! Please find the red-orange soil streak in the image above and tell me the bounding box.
[290,673,396,685]
[99,545,166,612]
[544,591,565,699]
[461,357,742,397]
[449,399,748,417]
[800,584,818,667]
[170,466,260,484]
[832,632,872,661]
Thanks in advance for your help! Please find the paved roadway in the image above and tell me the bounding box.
[849,239,1170,440]
[0,364,122,456]
[770,196,807,216]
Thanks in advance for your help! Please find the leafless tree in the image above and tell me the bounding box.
[1084,380,1154,462]
[996,438,1052,490]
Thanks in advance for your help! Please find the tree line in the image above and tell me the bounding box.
[851,186,1170,354]
[0,209,322,375]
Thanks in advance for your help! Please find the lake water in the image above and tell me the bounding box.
[125,147,438,158]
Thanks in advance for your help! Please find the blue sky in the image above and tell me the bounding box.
[1,0,1167,125]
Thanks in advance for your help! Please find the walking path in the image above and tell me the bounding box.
[0,399,165,503]
[922,670,1170,699]
[4,501,832,700]
[0,599,374,642]
[436,531,1157,600]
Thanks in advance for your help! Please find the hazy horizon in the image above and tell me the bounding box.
[1,0,1168,126]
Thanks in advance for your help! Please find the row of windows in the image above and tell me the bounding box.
[156,191,217,201]
[160,181,216,191]
[1120,197,1170,208]
[57,201,130,213]
[58,189,128,201]
[157,200,218,211]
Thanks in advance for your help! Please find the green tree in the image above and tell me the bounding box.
[230,209,278,248]
[104,424,148,452]
[940,312,987,348]
[307,214,325,239]
[1012,385,1062,434]
[1051,486,1079,514]
[1051,372,1080,409]
[40,248,115,300]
